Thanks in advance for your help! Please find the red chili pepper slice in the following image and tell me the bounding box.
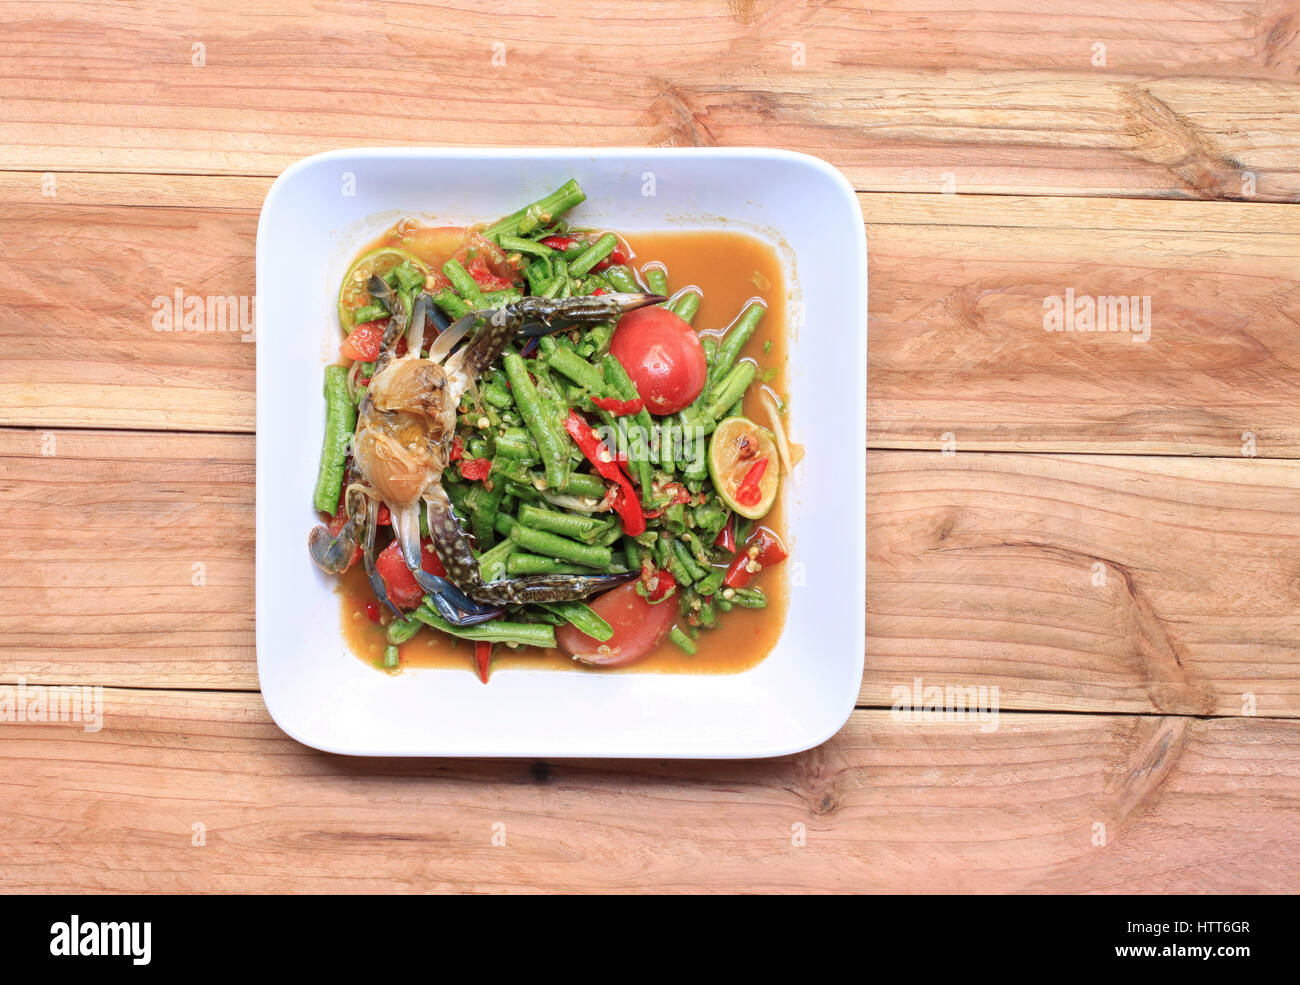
[723,550,754,589]
[591,287,609,296]
[723,527,788,588]
[714,515,736,552]
[751,528,788,566]
[644,568,676,603]
[475,641,493,684]
[459,457,492,482]
[365,599,381,623]
[590,247,629,273]
[734,457,769,507]
[591,395,644,416]
[562,409,646,536]
[540,235,577,251]
[449,435,464,462]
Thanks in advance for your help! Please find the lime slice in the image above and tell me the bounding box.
[337,246,429,334]
[708,417,780,519]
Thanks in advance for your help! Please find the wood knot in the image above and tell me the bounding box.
[792,747,843,817]
[646,85,717,147]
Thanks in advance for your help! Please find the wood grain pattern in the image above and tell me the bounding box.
[7,429,1299,720]
[0,691,1294,893]
[3,176,1297,452]
[0,2,1297,200]
[864,194,1300,456]
[0,428,256,689]
[865,451,1300,716]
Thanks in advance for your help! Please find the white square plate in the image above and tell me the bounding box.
[256,147,866,757]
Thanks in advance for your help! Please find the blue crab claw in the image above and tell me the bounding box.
[413,571,505,627]
[514,292,667,335]
[366,566,404,621]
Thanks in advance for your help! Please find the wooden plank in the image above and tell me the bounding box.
[0,191,257,431]
[863,193,1300,456]
[2,178,1297,449]
[865,450,1300,717]
[0,2,1297,199]
[0,429,256,689]
[0,692,1294,893]
[5,429,1299,719]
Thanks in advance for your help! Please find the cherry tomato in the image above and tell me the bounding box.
[374,539,448,611]
[340,320,385,361]
[609,307,707,415]
[557,581,677,667]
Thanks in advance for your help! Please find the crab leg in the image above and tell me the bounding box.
[359,494,403,619]
[387,497,504,627]
[423,485,637,618]
[448,292,665,382]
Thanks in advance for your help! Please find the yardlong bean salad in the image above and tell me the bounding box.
[309,180,793,681]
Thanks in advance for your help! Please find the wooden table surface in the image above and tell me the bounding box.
[2,0,1298,894]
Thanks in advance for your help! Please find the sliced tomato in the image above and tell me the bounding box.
[609,307,707,415]
[456,235,517,291]
[374,539,448,611]
[557,581,677,667]
[661,481,692,505]
[459,457,492,482]
[468,265,513,292]
[340,320,385,361]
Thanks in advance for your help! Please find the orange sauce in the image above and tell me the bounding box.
[339,227,790,677]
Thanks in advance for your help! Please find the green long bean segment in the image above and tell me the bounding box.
[712,300,766,385]
[412,606,558,648]
[568,233,617,277]
[484,180,587,240]
[508,524,612,570]
[669,289,701,324]
[312,365,357,513]
[504,352,570,490]
[543,601,614,642]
